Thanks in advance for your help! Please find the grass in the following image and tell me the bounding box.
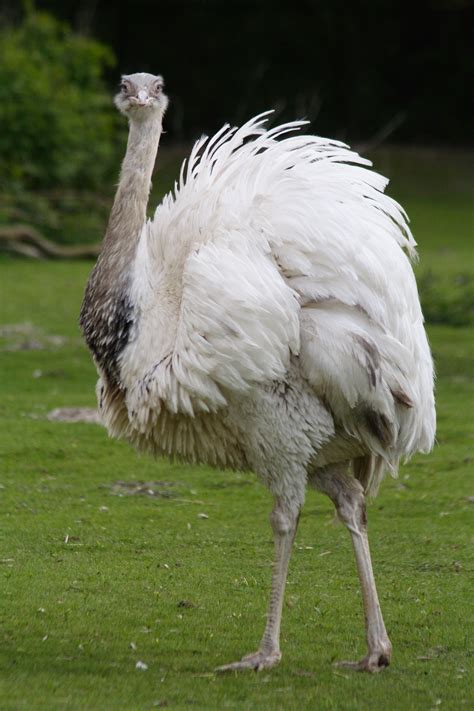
[371,146,474,327]
[0,152,473,709]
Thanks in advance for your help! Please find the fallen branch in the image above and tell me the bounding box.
[0,224,100,259]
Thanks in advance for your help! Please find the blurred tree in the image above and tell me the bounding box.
[0,7,118,189]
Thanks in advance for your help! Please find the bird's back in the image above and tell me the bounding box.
[105,115,435,483]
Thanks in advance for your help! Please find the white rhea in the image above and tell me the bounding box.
[80,72,436,673]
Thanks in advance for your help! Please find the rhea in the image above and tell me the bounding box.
[80,72,435,673]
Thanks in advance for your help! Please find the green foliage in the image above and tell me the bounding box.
[370,146,474,329]
[418,271,474,327]
[0,11,118,190]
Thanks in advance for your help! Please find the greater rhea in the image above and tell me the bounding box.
[80,72,435,672]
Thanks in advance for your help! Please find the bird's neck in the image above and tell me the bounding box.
[80,113,164,384]
[103,113,164,262]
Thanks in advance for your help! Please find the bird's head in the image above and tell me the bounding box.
[115,72,168,119]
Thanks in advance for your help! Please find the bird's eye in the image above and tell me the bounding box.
[152,81,163,96]
[120,82,129,94]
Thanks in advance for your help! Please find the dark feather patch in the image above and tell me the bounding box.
[365,409,394,447]
[391,388,414,408]
[352,334,381,387]
[80,281,135,386]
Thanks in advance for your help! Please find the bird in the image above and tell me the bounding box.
[80,72,436,673]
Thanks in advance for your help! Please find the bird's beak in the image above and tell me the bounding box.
[136,90,149,106]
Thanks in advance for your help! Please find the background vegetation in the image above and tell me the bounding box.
[0,9,122,248]
[0,11,117,190]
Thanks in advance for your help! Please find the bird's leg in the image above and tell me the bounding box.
[313,466,392,673]
[216,497,300,672]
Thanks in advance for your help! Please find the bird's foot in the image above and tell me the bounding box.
[334,650,391,674]
[216,649,281,673]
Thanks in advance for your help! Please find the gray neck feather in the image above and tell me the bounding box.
[80,111,164,382]
[101,113,164,272]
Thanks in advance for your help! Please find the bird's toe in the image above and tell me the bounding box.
[215,650,281,673]
[334,651,391,673]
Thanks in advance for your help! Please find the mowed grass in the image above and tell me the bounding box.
[1,155,473,709]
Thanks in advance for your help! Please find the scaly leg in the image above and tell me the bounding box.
[216,497,300,672]
[313,466,392,673]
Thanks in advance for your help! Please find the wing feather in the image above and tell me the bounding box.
[118,114,434,464]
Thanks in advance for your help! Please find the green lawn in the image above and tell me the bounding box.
[0,158,473,709]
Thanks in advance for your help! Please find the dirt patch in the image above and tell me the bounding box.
[110,480,180,498]
[47,407,102,424]
[0,322,67,351]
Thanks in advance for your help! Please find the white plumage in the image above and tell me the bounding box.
[81,74,435,673]
[119,113,434,476]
